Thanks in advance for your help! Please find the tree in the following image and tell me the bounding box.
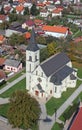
[0,6,5,14]
[9,13,17,22]
[36,36,46,45]
[30,4,39,16]
[9,33,27,46]
[40,47,49,62]
[7,90,41,129]
[47,42,55,56]
[24,7,29,15]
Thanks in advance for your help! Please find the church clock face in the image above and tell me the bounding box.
[37,77,42,82]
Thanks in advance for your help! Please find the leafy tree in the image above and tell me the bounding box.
[9,33,27,46]
[9,13,17,22]
[24,7,29,15]
[0,21,9,30]
[7,90,41,129]
[9,0,13,4]
[47,42,55,56]
[40,47,49,62]
[0,6,5,14]
[36,36,46,45]
[30,4,39,16]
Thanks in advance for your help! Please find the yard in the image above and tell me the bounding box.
[0,78,26,98]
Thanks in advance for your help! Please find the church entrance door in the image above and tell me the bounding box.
[35,90,39,96]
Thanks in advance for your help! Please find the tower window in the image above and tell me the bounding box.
[29,56,32,61]
[29,64,31,72]
[36,71,38,75]
[35,55,37,61]
[55,87,57,93]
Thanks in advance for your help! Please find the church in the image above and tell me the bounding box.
[26,29,77,98]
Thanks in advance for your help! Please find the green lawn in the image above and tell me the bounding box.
[8,69,25,83]
[0,78,26,98]
[51,122,63,130]
[46,80,82,116]
[0,104,9,117]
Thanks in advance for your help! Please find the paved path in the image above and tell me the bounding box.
[0,74,26,94]
[39,84,82,130]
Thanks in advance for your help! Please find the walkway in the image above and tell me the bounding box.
[39,84,82,130]
[0,74,26,94]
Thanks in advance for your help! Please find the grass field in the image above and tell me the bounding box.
[0,78,26,98]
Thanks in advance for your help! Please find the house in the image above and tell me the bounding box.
[5,22,27,37]
[26,29,77,98]
[25,32,31,39]
[22,20,35,30]
[34,19,44,27]
[0,70,6,83]
[47,5,56,12]
[0,35,6,44]
[69,104,82,130]
[16,5,24,15]
[4,59,22,72]
[40,9,49,18]
[0,15,9,23]
[52,8,62,17]
[42,25,69,38]
[0,58,5,69]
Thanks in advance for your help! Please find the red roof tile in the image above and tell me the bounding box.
[16,5,24,12]
[0,58,6,66]
[25,32,31,39]
[42,25,68,34]
[70,107,82,130]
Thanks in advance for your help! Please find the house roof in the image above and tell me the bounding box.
[41,52,70,77]
[26,28,39,52]
[25,32,31,39]
[0,15,6,21]
[34,19,43,24]
[42,25,68,34]
[0,35,4,41]
[0,70,6,80]
[25,20,35,26]
[0,58,5,66]
[4,59,21,68]
[16,5,24,12]
[52,8,61,13]
[50,65,74,85]
[70,107,82,130]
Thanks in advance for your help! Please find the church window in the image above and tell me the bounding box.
[55,87,57,93]
[29,56,32,61]
[50,90,52,94]
[36,71,38,75]
[41,72,43,77]
[35,55,37,61]
[29,64,31,72]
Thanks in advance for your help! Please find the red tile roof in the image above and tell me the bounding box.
[25,32,31,39]
[42,25,68,34]
[16,5,24,12]
[70,107,82,130]
[34,19,43,24]
[52,8,61,13]
[0,58,6,66]
[0,15,6,20]
[0,70,6,79]
[0,35,4,41]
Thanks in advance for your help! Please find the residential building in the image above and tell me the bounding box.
[4,59,22,72]
[42,25,69,38]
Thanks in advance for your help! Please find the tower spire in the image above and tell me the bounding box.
[26,28,39,51]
